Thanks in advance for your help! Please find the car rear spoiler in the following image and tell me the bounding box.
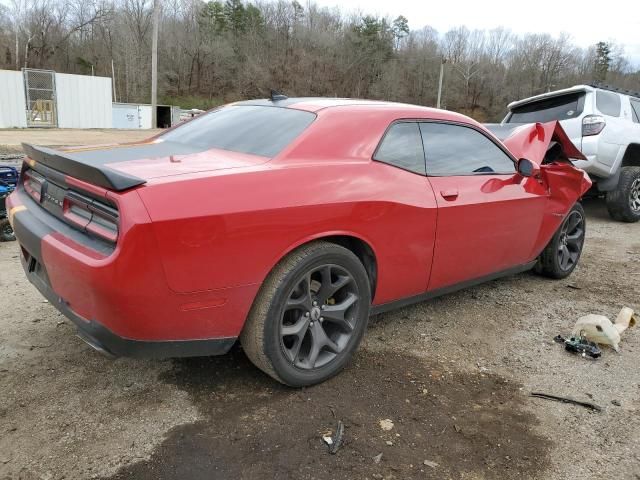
[22,143,146,191]
[484,122,586,164]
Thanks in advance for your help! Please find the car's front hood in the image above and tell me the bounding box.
[486,121,586,164]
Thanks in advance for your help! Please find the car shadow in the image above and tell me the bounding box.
[581,197,614,222]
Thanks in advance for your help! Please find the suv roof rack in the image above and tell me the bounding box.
[589,82,640,99]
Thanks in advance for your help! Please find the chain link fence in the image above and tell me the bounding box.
[23,69,58,127]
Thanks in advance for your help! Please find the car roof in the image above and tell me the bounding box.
[232,97,475,123]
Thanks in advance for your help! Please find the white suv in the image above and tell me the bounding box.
[502,84,640,222]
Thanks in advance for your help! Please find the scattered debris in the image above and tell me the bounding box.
[530,392,602,412]
[554,335,602,359]
[322,420,344,454]
[423,459,439,469]
[372,453,383,464]
[566,284,582,290]
[571,307,636,351]
[379,419,394,431]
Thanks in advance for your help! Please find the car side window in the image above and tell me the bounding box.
[419,122,516,176]
[631,99,640,123]
[596,90,621,117]
[373,122,426,175]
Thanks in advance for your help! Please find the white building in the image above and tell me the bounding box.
[0,69,112,129]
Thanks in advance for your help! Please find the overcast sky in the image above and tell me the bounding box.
[314,0,640,66]
[2,0,638,66]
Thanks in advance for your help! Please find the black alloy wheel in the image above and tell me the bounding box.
[280,264,359,370]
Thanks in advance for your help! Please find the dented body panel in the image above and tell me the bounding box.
[8,99,591,357]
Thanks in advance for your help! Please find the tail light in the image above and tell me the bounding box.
[23,169,45,202]
[63,191,119,243]
[582,115,606,136]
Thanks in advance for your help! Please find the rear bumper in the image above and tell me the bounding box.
[21,253,235,358]
[8,188,250,358]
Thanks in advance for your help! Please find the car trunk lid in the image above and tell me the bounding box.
[22,140,269,191]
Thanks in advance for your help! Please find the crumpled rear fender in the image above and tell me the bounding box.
[497,121,586,164]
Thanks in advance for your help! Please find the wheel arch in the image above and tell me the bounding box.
[268,232,379,301]
[621,143,640,168]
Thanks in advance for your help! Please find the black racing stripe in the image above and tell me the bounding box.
[484,123,522,141]
[59,140,201,164]
[233,97,325,108]
[12,202,51,262]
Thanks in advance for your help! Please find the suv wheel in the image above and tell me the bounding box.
[606,166,640,222]
[241,241,371,387]
[535,202,586,279]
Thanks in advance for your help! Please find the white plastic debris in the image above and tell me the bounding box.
[322,435,333,446]
[571,307,636,351]
[423,459,439,469]
[379,419,394,431]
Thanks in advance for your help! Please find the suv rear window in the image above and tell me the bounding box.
[507,93,585,123]
[596,90,621,117]
[161,105,316,157]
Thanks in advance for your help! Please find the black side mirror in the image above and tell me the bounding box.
[517,158,540,178]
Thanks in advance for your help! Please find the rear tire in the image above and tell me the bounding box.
[535,202,585,279]
[606,166,640,222]
[0,218,15,242]
[240,241,371,387]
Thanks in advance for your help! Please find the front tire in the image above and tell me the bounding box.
[535,202,586,279]
[606,166,640,223]
[241,241,371,387]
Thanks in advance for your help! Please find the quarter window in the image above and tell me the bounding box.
[374,122,426,175]
[596,90,621,117]
[419,123,515,176]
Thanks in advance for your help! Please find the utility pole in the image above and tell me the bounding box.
[15,30,19,71]
[437,57,446,109]
[112,59,117,103]
[151,0,160,128]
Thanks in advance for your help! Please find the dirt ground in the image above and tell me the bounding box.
[0,128,161,152]
[0,135,639,478]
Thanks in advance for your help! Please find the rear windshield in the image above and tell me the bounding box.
[507,92,585,123]
[161,105,316,157]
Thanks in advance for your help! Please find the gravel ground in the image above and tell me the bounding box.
[0,130,638,480]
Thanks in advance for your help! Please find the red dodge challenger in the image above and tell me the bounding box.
[7,97,591,386]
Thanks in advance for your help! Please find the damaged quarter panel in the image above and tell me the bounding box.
[494,121,592,256]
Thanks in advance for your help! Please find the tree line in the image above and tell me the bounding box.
[2,0,639,121]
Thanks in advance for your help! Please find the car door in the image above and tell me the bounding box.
[421,121,548,291]
[371,121,438,301]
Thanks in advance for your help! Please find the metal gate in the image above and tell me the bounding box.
[23,69,57,127]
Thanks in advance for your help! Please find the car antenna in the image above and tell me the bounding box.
[270,89,288,102]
